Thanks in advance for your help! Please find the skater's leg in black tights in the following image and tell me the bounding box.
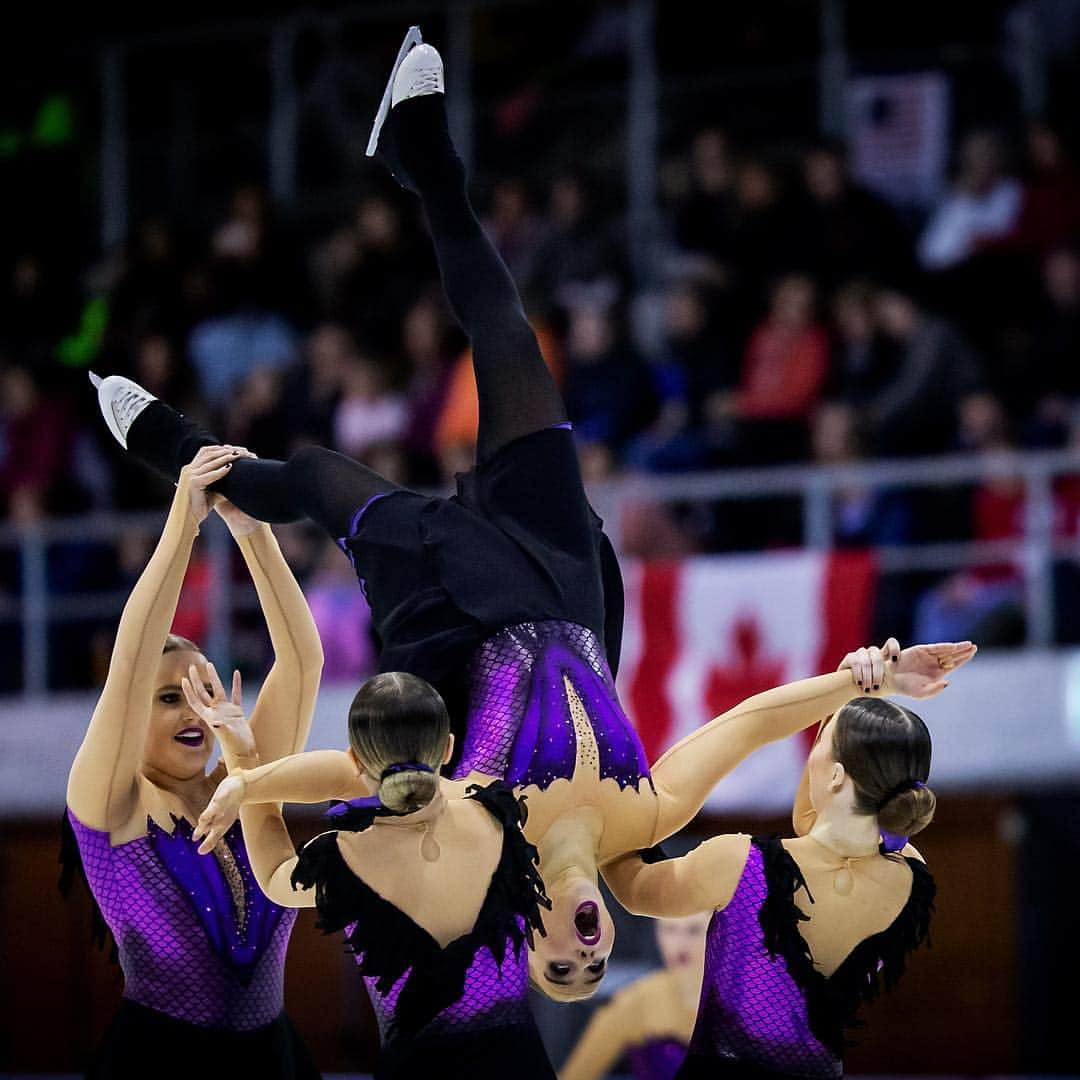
[385,97,565,464]
[127,405,397,539]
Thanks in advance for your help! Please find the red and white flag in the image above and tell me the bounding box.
[617,550,876,813]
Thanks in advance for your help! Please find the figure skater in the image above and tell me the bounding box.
[179,663,552,1080]
[61,446,323,1079]
[560,913,709,1080]
[89,30,974,1002]
[601,677,958,1078]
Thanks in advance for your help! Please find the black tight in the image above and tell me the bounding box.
[385,95,566,462]
[128,92,562,534]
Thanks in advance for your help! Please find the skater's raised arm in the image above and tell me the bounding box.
[645,640,976,846]
[220,499,324,763]
[67,448,240,831]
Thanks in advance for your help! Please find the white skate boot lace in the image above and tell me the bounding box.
[112,387,152,432]
[404,65,442,98]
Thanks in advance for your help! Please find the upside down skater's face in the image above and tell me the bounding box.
[528,877,615,1001]
[142,650,215,781]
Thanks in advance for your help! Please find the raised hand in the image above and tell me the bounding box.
[181,661,256,763]
[178,445,242,523]
[890,640,977,699]
[193,774,247,856]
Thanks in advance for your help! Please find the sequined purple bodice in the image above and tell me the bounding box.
[451,620,651,791]
[689,845,840,1079]
[357,923,534,1044]
[67,808,294,1031]
[626,1036,688,1079]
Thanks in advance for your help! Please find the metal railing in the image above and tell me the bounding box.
[3,447,1080,695]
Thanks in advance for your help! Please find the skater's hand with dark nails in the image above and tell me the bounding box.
[194,774,246,855]
[839,639,898,693]
[210,446,260,537]
[181,662,257,764]
[839,639,976,698]
[179,445,243,524]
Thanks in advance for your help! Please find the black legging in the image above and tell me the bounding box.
[129,94,564,540]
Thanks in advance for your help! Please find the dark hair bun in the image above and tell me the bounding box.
[878,784,936,837]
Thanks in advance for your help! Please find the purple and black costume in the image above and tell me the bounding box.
[626,1038,689,1079]
[61,809,318,1079]
[292,781,553,1080]
[451,619,650,791]
[677,836,935,1080]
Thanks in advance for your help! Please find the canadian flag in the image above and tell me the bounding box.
[617,550,876,813]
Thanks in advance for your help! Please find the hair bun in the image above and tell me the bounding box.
[878,784,937,838]
[378,768,439,815]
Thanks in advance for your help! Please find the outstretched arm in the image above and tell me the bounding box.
[220,499,324,763]
[647,639,976,846]
[192,749,372,854]
[66,448,238,831]
[602,834,753,919]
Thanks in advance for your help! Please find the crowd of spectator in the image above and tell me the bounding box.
[4,104,1080,687]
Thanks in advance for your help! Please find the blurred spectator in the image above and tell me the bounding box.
[530,173,626,308]
[227,367,292,461]
[796,140,914,287]
[827,280,891,405]
[728,156,803,315]
[812,402,912,547]
[562,297,655,454]
[108,220,187,343]
[306,539,376,683]
[918,131,1023,271]
[483,178,544,293]
[712,273,828,464]
[188,268,298,410]
[129,333,193,406]
[332,353,409,462]
[627,279,736,472]
[281,323,351,449]
[0,253,73,365]
[0,365,74,522]
[914,394,1026,645]
[318,194,431,353]
[674,129,736,268]
[401,294,456,482]
[865,288,985,455]
[993,121,1080,257]
[211,183,308,319]
[1024,246,1080,445]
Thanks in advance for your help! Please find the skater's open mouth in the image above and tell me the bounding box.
[574,901,601,945]
[174,727,205,748]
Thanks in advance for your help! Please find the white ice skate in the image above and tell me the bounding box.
[366,27,444,157]
[89,372,157,449]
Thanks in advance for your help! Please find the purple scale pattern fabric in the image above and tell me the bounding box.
[626,1036,688,1079]
[689,845,841,1079]
[354,919,533,1044]
[451,620,651,791]
[67,808,294,1031]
